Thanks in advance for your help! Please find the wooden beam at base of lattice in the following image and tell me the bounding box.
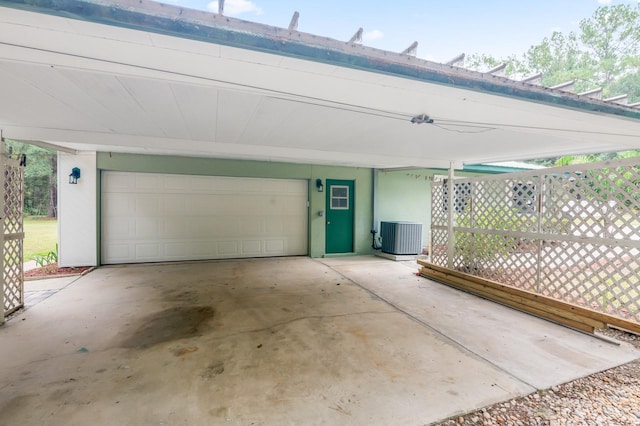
[417,260,640,335]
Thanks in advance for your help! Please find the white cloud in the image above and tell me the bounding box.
[362,29,384,42]
[207,0,263,16]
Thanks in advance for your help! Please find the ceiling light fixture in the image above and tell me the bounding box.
[411,114,434,124]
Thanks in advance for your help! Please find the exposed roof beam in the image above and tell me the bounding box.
[487,63,506,76]
[520,73,542,85]
[445,53,465,67]
[628,102,640,109]
[348,28,363,44]
[550,81,575,92]
[400,41,418,57]
[604,94,628,105]
[288,11,299,31]
[579,88,603,99]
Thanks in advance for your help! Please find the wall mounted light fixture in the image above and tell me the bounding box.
[315,178,324,192]
[69,167,81,184]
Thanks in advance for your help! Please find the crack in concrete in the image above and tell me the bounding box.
[210,310,398,341]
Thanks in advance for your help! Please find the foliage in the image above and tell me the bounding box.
[578,4,640,90]
[583,166,640,208]
[528,149,640,168]
[466,4,640,104]
[454,202,571,271]
[5,140,57,217]
[525,31,593,91]
[33,244,58,272]
[24,219,58,260]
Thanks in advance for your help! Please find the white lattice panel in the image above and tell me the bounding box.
[431,158,640,325]
[3,160,24,318]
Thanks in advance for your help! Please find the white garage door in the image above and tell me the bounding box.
[101,172,308,264]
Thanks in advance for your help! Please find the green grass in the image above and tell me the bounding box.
[24,218,57,261]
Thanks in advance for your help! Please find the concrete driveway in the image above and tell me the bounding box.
[1,256,638,425]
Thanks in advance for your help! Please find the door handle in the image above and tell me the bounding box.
[327,221,331,225]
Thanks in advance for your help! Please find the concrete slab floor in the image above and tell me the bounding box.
[320,256,640,388]
[0,256,637,425]
[23,276,83,308]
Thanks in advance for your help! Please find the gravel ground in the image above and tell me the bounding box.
[435,329,640,426]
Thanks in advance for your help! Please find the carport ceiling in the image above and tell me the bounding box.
[1,0,640,169]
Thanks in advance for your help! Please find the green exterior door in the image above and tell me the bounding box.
[325,179,354,253]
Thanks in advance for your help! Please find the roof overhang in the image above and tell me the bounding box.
[1,0,639,169]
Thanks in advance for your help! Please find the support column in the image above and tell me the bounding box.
[446,162,455,269]
[372,168,379,241]
[0,134,5,325]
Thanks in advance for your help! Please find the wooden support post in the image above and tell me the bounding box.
[446,163,454,269]
[0,132,4,325]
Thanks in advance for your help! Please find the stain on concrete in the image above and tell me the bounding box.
[0,395,38,418]
[201,362,225,379]
[210,406,228,418]
[121,306,214,349]
[329,402,352,416]
[48,387,72,402]
[162,289,200,304]
[172,345,199,357]
[349,327,399,382]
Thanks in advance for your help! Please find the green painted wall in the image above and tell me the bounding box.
[377,169,433,249]
[95,153,495,260]
[96,153,373,258]
[376,169,485,252]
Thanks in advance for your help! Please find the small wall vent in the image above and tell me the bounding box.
[380,221,422,255]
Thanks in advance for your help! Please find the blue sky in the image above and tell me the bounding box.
[164,0,639,62]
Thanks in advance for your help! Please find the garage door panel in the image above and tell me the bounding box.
[102,194,135,216]
[265,220,283,234]
[164,194,189,215]
[218,240,240,256]
[136,243,160,259]
[102,218,133,238]
[135,196,161,216]
[103,243,131,263]
[241,240,262,255]
[165,242,191,258]
[164,219,189,238]
[165,175,188,191]
[242,219,263,235]
[135,219,160,237]
[135,173,162,190]
[102,172,308,264]
[265,239,285,254]
[102,172,135,191]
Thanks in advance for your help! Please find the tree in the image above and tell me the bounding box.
[554,154,594,167]
[6,140,57,217]
[578,4,640,93]
[607,61,640,104]
[465,53,525,78]
[467,4,640,103]
[524,31,594,92]
[466,4,640,167]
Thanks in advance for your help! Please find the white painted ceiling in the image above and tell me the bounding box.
[1,5,639,169]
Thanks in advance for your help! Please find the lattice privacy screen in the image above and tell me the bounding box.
[2,158,24,319]
[431,158,640,325]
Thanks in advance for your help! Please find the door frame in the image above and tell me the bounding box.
[325,179,355,254]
